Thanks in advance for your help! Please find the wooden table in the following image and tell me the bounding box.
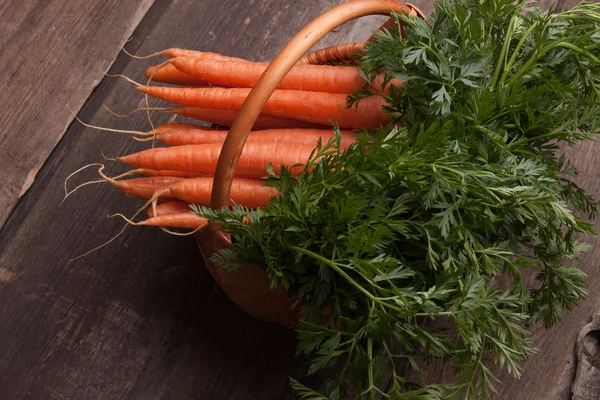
[0,0,597,399]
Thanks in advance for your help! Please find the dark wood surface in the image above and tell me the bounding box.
[0,0,597,399]
[0,0,154,229]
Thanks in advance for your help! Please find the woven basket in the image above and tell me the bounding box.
[196,0,424,328]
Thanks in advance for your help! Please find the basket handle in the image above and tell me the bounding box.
[298,3,425,65]
[209,0,419,226]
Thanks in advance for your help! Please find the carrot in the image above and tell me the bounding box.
[148,122,222,145]
[147,201,192,217]
[297,43,365,65]
[163,177,276,208]
[169,57,397,94]
[117,142,317,177]
[145,64,209,86]
[150,123,356,148]
[102,174,274,208]
[137,213,208,229]
[148,48,248,62]
[170,106,328,130]
[134,168,202,178]
[102,175,182,200]
[139,87,391,129]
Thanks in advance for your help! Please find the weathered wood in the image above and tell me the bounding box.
[2,0,599,399]
[0,0,386,399]
[572,311,600,399]
[0,0,155,229]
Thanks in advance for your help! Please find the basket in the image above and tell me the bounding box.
[196,0,424,328]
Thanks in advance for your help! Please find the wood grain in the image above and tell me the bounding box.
[0,0,385,398]
[1,0,598,399]
[0,0,154,229]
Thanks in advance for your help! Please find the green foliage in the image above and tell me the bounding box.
[196,1,600,398]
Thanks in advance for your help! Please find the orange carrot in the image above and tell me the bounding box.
[145,64,209,86]
[171,106,328,130]
[134,168,201,178]
[139,87,391,129]
[164,177,276,208]
[297,43,365,65]
[137,213,208,229]
[117,142,317,177]
[151,123,356,148]
[155,48,248,62]
[147,201,192,217]
[169,57,397,94]
[148,122,221,145]
[106,175,182,199]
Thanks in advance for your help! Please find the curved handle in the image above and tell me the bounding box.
[209,0,418,219]
[297,3,424,65]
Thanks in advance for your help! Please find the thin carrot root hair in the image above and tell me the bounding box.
[102,168,150,180]
[109,212,144,226]
[121,47,172,60]
[62,162,106,204]
[69,177,177,261]
[132,136,157,142]
[68,193,156,262]
[102,72,143,87]
[101,104,169,120]
[143,187,172,221]
[110,212,204,236]
[100,151,118,162]
[95,164,162,186]
[71,109,151,138]
[106,105,171,119]
[159,226,204,236]
[143,59,175,133]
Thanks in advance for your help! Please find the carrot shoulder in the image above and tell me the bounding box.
[139,87,391,129]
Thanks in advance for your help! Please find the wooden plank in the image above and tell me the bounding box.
[0,0,155,229]
[0,0,386,399]
[4,0,595,398]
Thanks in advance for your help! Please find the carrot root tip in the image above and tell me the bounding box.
[62,162,106,204]
[121,47,169,60]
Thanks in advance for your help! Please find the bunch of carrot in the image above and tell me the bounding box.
[93,47,398,232]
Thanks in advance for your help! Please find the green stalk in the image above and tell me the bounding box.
[368,338,376,400]
[498,22,538,87]
[491,14,517,89]
[288,245,411,315]
[507,42,600,87]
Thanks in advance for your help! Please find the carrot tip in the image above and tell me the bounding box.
[108,213,138,225]
[101,151,118,162]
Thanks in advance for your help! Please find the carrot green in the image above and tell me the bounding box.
[196,0,600,398]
